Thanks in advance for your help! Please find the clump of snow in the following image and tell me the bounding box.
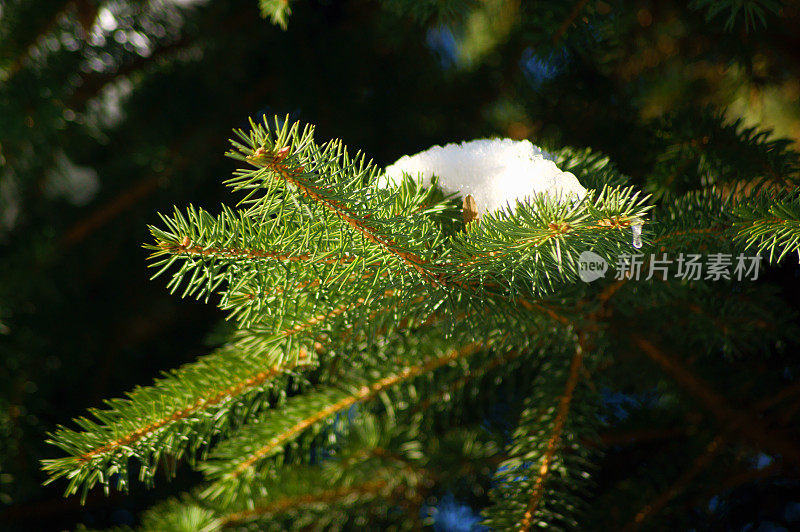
[380,138,587,216]
[44,151,100,206]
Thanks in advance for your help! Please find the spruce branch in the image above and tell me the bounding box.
[411,348,527,414]
[631,334,800,467]
[483,341,600,531]
[226,117,446,285]
[42,343,314,500]
[148,119,456,332]
[732,189,800,261]
[380,0,480,26]
[689,0,784,32]
[447,185,652,294]
[146,204,359,307]
[48,114,797,525]
[258,0,295,30]
[623,433,728,532]
[614,281,796,359]
[623,362,800,530]
[218,479,394,527]
[149,117,660,340]
[41,116,655,509]
[144,117,464,337]
[652,188,800,263]
[136,419,428,531]
[200,339,489,499]
[518,345,585,531]
[649,108,800,197]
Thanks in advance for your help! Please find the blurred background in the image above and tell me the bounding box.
[1,0,799,529]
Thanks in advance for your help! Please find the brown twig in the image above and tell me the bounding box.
[412,349,525,415]
[3,0,73,81]
[623,434,727,531]
[631,335,800,468]
[160,241,350,265]
[518,342,584,531]
[68,37,190,109]
[701,461,783,499]
[218,479,391,526]
[622,373,800,529]
[228,341,485,479]
[651,227,727,246]
[280,295,382,337]
[518,298,572,325]
[76,352,311,463]
[553,0,591,45]
[260,156,439,286]
[59,28,272,249]
[61,175,162,248]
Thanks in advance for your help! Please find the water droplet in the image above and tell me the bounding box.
[632,223,643,249]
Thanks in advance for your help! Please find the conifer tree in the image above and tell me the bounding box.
[2,0,800,530]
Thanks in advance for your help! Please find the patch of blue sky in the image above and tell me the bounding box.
[741,522,789,532]
[520,47,568,89]
[751,453,775,470]
[309,404,360,464]
[423,492,488,532]
[784,501,800,522]
[479,398,516,443]
[426,26,459,69]
[599,387,660,423]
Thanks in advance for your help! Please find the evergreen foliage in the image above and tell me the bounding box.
[2,0,800,530]
[41,112,800,529]
[689,0,784,31]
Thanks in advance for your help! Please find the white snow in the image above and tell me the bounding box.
[44,151,100,206]
[380,138,587,216]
